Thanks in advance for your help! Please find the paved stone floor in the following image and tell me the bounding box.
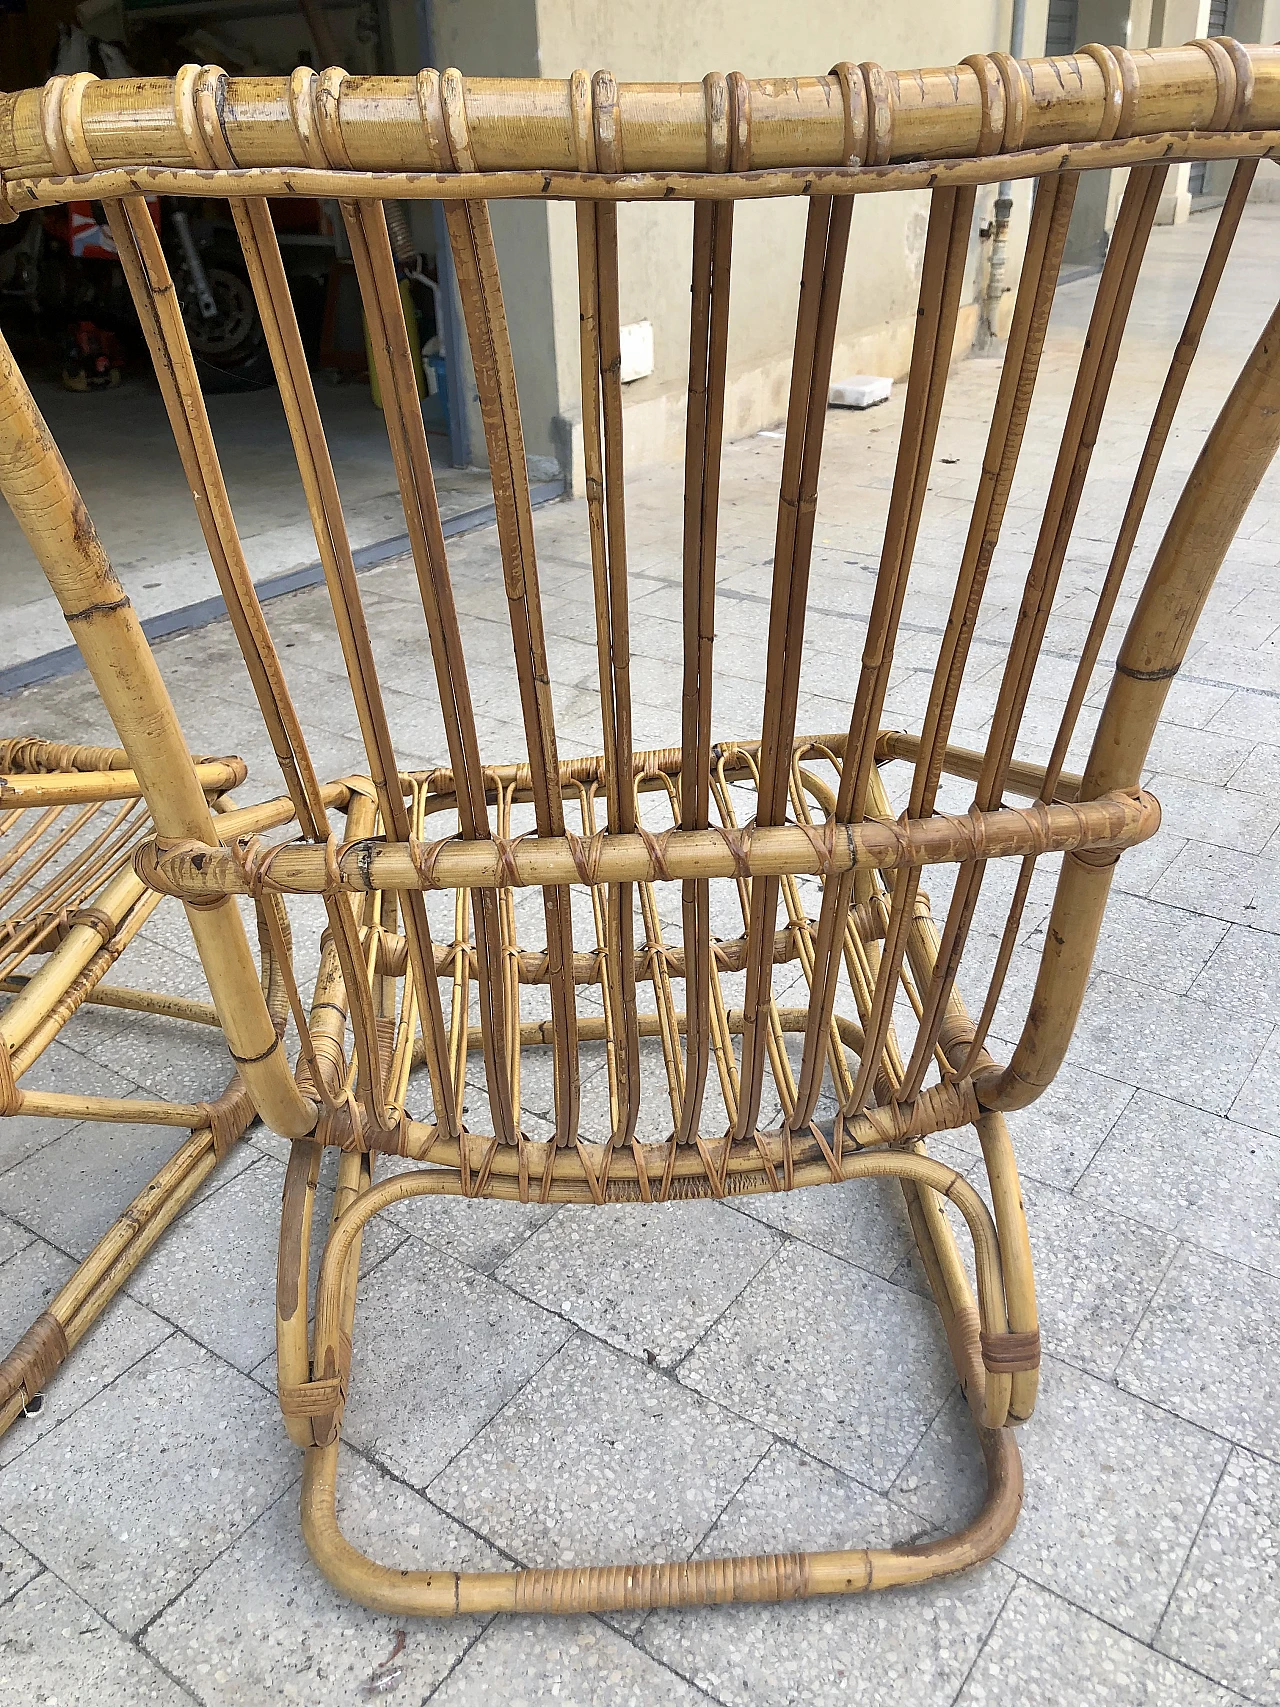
[1,199,1279,1704]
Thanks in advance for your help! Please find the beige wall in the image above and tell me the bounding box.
[533,1,1031,478]
[417,1,1032,477]
[417,0,1271,481]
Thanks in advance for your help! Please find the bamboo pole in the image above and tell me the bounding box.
[978,289,1280,1111]
[1,43,1276,185]
[0,327,316,1139]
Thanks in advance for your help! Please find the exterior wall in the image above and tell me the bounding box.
[415,0,1273,480]
[531,0,1030,480]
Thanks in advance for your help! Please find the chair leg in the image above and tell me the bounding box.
[281,1147,1026,1617]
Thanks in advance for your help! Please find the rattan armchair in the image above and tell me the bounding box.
[0,735,338,1433]
[1,37,1276,1615]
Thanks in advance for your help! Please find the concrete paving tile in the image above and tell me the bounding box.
[1230,740,1280,798]
[1077,1093,1280,1277]
[430,1615,706,1706]
[0,1532,41,1606]
[0,1039,140,1176]
[0,1572,190,1705]
[894,1359,1228,1639]
[1188,923,1280,1025]
[1150,840,1280,934]
[1117,1246,1280,1461]
[1230,1028,1280,1139]
[1077,893,1230,996]
[0,1114,256,1260]
[640,1443,1012,1707]
[0,1333,298,1635]
[955,1056,1135,1191]
[1111,828,1188,898]
[0,1237,171,1469]
[1017,1178,1179,1381]
[1144,774,1280,855]
[1157,1447,1280,1705]
[123,1154,404,1374]
[144,1446,503,1706]
[728,1175,918,1280]
[378,1177,558,1273]
[678,1239,955,1489]
[1209,686,1280,748]
[429,1333,770,1571]
[958,1578,1246,1706]
[64,1003,239,1106]
[0,1212,32,1265]
[1143,724,1254,788]
[340,1236,571,1489]
[496,1200,779,1370]
[1064,973,1273,1116]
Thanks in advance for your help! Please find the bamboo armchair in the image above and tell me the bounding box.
[1,38,1278,1616]
[0,734,329,1433]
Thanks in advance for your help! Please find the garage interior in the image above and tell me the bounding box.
[0,0,524,689]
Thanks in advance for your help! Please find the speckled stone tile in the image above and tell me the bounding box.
[496,1199,779,1369]
[58,1000,240,1106]
[144,1446,503,1705]
[0,1531,40,1606]
[1188,923,1280,1027]
[949,1058,1135,1190]
[727,1173,918,1279]
[640,1443,1012,1707]
[0,1213,32,1265]
[1150,839,1280,934]
[1077,1093,1280,1276]
[430,1614,705,1706]
[1158,1448,1280,1703]
[430,1333,770,1571]
[0,1572,190,1705]
[1117,1246,1280,1459]
[123,1153,404,1374]
[957,1578,1246,1706]
[0,1039,138,1175]
[0,1237,171,1469]
[893,1359,1228,1639]
[378,1176,557,1273]
[0,1111,256,1259]
[678,1239,955,1489]
[0,1333,298,1634]
[1069,893,1229,996]
[1230,1028,1280,1139]
[1142,775,1280,855]
[340,1236,571,1489]
[1063,972,1274,1115]
[1013,1176,1179,1380]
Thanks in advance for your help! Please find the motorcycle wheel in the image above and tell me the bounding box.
[182,264,275,393]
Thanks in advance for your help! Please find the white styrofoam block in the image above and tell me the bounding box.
[619,320,655,383]
[828,374,893,409]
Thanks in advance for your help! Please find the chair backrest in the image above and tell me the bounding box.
[2,42,1279,1169]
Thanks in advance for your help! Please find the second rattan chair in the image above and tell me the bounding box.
[1,37,1277,1614]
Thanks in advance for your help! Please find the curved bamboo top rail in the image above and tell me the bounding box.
[0,40,1275,211]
